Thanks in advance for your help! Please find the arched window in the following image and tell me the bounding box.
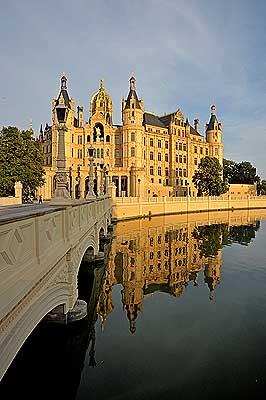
[106,135,110,143]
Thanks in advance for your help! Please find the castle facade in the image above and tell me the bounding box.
[39,74,223,199]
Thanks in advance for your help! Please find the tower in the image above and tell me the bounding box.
[122,75,144,195]
[205,104,223,165]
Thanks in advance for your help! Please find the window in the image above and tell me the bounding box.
[158,152,162,161]
[87,135,90,143]
[176,168,178,177]
[165,167,169,177]
[96,149,100,158]
[150,151,154,160]
[176,154,178,162]
[144,150,146,159]
[179,168,182,177]
[179,143,182,151]
[71,148,74,157]
[131,147,135,156]
[159,178,162,183]
[215,148,219,156]
[179,155,182,163]
[150,138,154,146]
[131,132,135,141]
[78,149,82,158]
[194,158,197,165]
[72,134,74,143]
[206,148,209,155]
[183,144,186,151]
[132,111,135,117]
[158,166,162,176]
[194,146,197,153]
[144,137,146,145]
[200,147,203,154]
[165,153,168,162]
[115,135,119,144]
[78,135,82,144]
[132,103,135,108]
[101,149,104,158]
[150,166,154,175]
[178,129,180,136]
[183,169,187,177]
[106,135,110,143]
[176,142,178,150]
[158,140,162,148]
[183,156,187,163]
[115,149,120,158]
[165,178,169,185]
[165,141,169,149]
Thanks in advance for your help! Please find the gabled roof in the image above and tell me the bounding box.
[143,112,166,128]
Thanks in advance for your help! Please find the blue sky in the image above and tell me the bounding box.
[1,0,266,176]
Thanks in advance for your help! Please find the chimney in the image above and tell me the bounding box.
[194,118,200,133]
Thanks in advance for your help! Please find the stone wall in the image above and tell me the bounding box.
[112,195,266,221]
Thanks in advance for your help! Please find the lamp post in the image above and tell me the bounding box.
[69,167,72,198]
[52,104,71,201]
[105,169,109,196]
[100,161,104,197]
[76,165,81,199]
[86,145,96,199]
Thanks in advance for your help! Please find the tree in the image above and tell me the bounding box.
[223,159,260,185]
[257,179,266,195]
[192,156,229,196]
[0,126,45,199]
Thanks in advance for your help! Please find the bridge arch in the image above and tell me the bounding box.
[1,280,72,380]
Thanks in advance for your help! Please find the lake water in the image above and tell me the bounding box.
[1,210,266,399]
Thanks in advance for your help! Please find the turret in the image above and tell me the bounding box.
[122,75,144,126]
[205,104,223,164]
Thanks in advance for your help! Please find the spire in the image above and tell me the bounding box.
[125,75,141,109]
[61,73,67,90]
[130,74,136,90]
[29,119,34,136]
[40,124,43,134]
[206,104,218,131]
[100,78,104,90]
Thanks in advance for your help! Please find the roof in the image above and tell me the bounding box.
[55,88,70,108]
[143,112,166,128]
[190,125,203,136]
[206,114,218,131]
[125,89,141,109]
[159,114,173,126]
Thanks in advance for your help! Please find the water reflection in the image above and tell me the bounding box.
[1,210,266,400]
[98,212,261,333]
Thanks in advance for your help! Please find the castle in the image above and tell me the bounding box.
[39,74,223,199]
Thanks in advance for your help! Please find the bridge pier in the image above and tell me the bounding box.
[44,299,87,324]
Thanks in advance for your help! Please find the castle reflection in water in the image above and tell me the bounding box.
[97,210,262,334]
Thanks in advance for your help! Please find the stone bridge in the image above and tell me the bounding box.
[0,198,112,380]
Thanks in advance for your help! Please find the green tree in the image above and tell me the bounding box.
[0,126,45,199]
[223,159,260,185]
[257,179,266,195]
[192,156,229,196]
